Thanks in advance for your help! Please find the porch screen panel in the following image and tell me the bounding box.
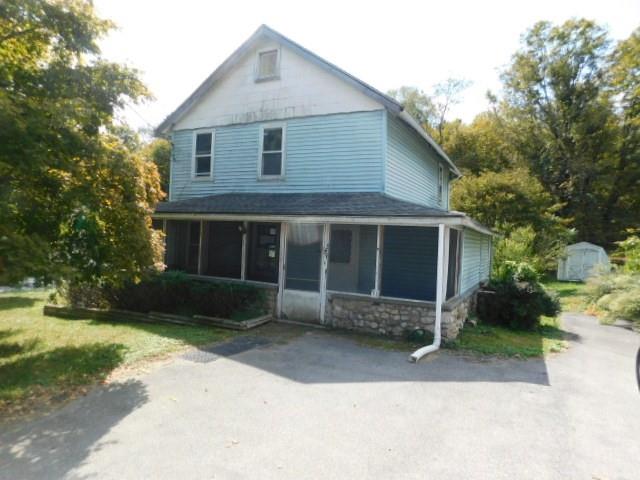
[286,223,322,291]
[165,220,199,274]
[327,225,377,294]
[203,221,242,278]
[446,229,461,299]
[247,223,280,283]
[381,226,438,301]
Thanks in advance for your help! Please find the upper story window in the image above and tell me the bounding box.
[256,49,280,81]
[193,130,214,178]
[438,164,444,205]
[259,124,285,178]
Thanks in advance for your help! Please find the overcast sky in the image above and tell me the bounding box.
[94,0,639,131]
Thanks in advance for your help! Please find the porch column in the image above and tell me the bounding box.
[319,223,330,324]
[373,225,383,297]
[434,223,446,345]
[276,222,287,318]
[441,226,450,301]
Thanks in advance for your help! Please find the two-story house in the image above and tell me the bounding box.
[153,25,492,345]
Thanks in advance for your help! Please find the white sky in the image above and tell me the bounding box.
[95,0,639,131]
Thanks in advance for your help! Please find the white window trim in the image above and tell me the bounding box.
[192,129,215,180]
[258,122,286,180]
[255,48,281,82]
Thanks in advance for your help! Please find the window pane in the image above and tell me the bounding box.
[263,128,282,151]
[262,152,282,176]
[202,221,242,278]
[286,223,322,291]
[327,225,377,294]
[381,226,438,301]
[259,50,278,78]
[196,156,211,175]
[247,223,280,283]
[196,133,212,155]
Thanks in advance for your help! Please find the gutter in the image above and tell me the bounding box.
[409,223,445,362]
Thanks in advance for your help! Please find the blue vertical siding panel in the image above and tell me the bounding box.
[169,111,384,200]
[381,226,438,301]
[460,229,492,294]
[385,115,449,209]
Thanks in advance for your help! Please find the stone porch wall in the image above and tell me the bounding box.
[326,289,477,340]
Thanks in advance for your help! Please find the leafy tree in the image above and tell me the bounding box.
[602,28,640,243]
[441,112,514,174]
[387,86,436,129]
[451,168,570,269]
[142,138,171,196]
[432,78,471,143]
[500,19,639,246]
[0,0,163,285]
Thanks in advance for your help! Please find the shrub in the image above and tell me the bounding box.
[59,272,267,319]
[616,235,640,273]
[478,261,560,330]
[586,270,640,325]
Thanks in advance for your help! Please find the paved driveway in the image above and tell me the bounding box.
[1,313,639,479]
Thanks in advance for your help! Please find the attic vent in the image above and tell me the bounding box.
[256,49,279,81]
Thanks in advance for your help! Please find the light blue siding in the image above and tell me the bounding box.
[460,229,492,294]
[385,115,449,209]
[170,111,385,200]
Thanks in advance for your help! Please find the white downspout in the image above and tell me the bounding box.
[409,223,445,363]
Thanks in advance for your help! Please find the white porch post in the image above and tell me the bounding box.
[319,223,330,324]
[441,226,450,301]
[373,225,384,297]
[276,222,287,318]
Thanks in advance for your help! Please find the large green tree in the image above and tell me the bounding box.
[500,19,639,246]
[441,112,514,174]
[0,0,163,285]
[451,168,571,269]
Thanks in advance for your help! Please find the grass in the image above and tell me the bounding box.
[541,278,589,312]
[447,279,589,358]
[0,290,236,419]
[446,316,568,358]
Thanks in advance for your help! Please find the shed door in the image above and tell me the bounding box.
[583,250,598,278]
[567,251,583,280]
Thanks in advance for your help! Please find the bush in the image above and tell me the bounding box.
[586,270,640,325]
[58,272,267,319]
[478,261,560,330]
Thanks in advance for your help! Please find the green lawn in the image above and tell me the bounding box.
[0,291,236,419]
[541,279,589,312]
[446,316,568,358]
[447,280,588,358]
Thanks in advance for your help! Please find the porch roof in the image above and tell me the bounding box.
[155,192,460,217]
[154,193,493,235]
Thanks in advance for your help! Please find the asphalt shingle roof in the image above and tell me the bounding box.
[154,192,464,218]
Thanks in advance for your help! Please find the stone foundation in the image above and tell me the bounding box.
[326,289,477,340]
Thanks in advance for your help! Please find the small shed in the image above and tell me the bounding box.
[557,242,610,281]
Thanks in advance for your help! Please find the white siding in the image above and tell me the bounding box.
[174,40,382,130]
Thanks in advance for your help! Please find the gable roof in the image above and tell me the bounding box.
[155,24,461,177]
